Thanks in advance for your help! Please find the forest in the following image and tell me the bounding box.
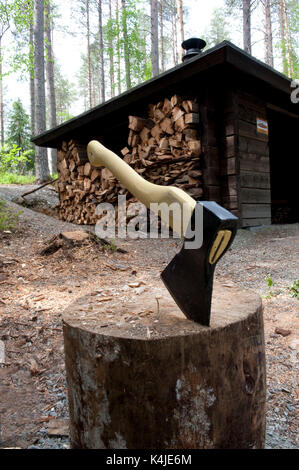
[0,0,298,182]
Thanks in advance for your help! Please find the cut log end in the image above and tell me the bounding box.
[63,281,266,449]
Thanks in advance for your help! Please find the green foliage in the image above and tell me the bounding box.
[0,199,21,231]
[204,8,231,48]
[262,274,277,298]
[0,172,35,184]
[55,64,77,124]
[265,273,274,289]
[0,144,33,174]
[288,280,299,298]
[6,99,31,152]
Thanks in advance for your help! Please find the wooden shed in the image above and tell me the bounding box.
[33,41,299,228]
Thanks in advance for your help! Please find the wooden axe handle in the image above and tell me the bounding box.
[87,140,196,236]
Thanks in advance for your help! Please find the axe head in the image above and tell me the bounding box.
[161,201,238,326]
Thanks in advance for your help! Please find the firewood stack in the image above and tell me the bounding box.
[56,95,203,225]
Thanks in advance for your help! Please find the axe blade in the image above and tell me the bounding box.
[161,201,238,326]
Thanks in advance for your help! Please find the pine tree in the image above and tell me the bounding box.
[33,0,50,181]
[151,0,159,76]
[6,99,31,153]
[0,1,11,147]
[45,0,57,173]
[226,0,253,54]
[204,8,231,48]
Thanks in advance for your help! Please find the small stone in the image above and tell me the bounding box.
[275,327,291,337]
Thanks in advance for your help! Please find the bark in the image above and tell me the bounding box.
[0,9,9,147]
[151,0,159,76]
[176,0,184,61]
[282,0,292,76]
[278,0,289,75]
[98,0,105,102]
[0,39,4,147]
[45,1,57,173]
[121,0,131,89]
[171,7,178,66]
[109,0,115,97]
[63,283,266,449]
[86,0,92,107]
[243,0,251,54]
[159,0,165,72]
[33,0,50,182]
[264,0,273,67]
[29,20,35,140]
[116,0,121,95]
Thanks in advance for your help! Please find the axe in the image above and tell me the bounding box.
[87,140,238,326]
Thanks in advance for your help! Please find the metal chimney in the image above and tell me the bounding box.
[182,38,206,62]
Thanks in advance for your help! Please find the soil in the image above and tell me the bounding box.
[0,187,298,449]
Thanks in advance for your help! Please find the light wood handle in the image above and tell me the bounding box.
[87,140,196,236]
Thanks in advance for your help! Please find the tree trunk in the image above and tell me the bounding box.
[86,0,92,107]
[33,0,50,182]
[243,0,251,54]
[116,0,121,95]
[151,0,159,77]
[45,1,57,174]
[121,0,131,89]
[109,0,115,98]
[159,0,165,72]
[171,8,177,66]
[264,0,273,67]
[98,0,105,102]
[278,0,287,74]
[176,0,184,61]
[29,20,35,141]
[0,38,4,147]
[63,283,266,449]
[282,0,292,76]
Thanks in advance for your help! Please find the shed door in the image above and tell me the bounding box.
[268,109,299,224]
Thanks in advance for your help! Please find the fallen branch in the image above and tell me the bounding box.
[21,178,58,198]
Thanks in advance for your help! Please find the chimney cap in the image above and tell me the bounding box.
[182,37,207,62]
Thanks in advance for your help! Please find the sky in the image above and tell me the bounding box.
[2,0,268,120]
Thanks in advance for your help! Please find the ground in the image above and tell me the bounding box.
[0,185,298,449]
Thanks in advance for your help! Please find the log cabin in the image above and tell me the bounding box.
[32,40,299,228]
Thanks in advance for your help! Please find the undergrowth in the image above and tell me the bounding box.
[0,173,36,184]
[0,199,22,231]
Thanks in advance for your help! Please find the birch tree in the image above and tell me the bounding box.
[33,0,49,181]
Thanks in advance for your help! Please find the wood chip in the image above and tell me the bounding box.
[48,418,69,437]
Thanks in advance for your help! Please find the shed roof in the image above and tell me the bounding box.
[32,41,296,149]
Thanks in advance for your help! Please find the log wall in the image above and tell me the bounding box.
[222,91,271,227]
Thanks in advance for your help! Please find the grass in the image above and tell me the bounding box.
[0,199,22,231]
[0,172,36,184]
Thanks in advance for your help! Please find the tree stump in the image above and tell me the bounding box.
[63,281,266,449]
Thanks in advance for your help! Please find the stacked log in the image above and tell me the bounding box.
[56,95,203,225]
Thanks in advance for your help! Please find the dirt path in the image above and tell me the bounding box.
[0,197,298,449]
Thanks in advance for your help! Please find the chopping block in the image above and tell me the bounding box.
[62,281,266,449]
